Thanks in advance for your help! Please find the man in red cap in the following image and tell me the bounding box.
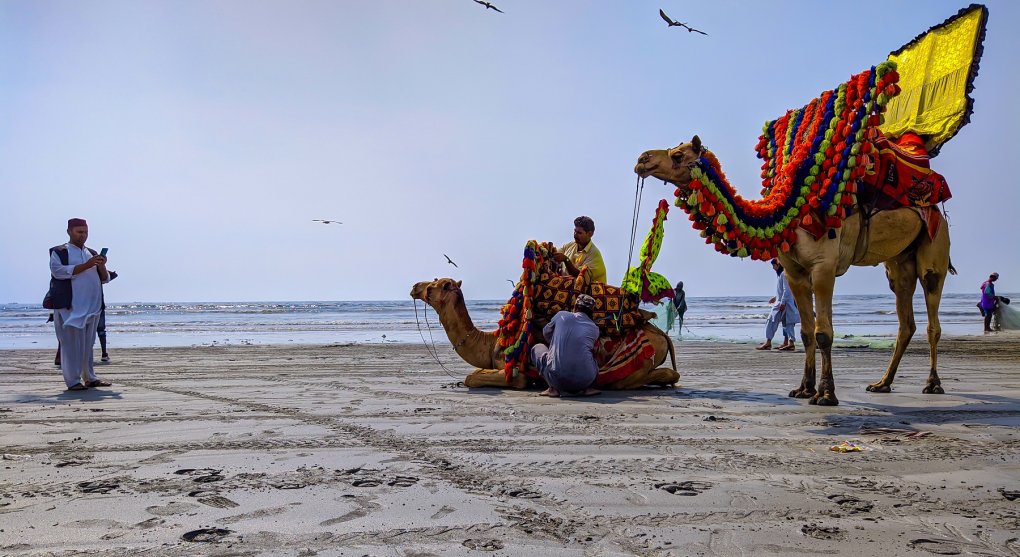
[48,218,112,391]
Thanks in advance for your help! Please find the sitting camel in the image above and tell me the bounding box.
[410,278,680,390]
[635,136,951,405]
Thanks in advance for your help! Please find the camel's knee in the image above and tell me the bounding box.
[814,332,832,350]
[801,330,814,347]
[903,321,917,336]
[923,271,942,294]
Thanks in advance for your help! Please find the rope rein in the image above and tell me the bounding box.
[412,298,464,381]
[624,175,645,283]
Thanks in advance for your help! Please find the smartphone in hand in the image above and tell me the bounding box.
[100,248,109,257]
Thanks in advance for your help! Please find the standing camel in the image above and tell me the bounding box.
[410,278,679,390]
[634,136,951,405]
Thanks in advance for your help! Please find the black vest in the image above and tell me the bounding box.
[44,245,97,310]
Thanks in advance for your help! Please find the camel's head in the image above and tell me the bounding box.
[410,278,463,310]
[634,135,706,194]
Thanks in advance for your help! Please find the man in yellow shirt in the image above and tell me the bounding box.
[555,216,608,284]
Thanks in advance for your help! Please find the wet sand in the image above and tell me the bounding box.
[2,337,1019,556]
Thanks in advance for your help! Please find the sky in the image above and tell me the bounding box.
[1,0,1017,303]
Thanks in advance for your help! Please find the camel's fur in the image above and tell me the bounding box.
[410,278,680,390]
[635,137,951,405]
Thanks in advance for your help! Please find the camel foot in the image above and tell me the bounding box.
[789,388,816,399]
[866,383,891,393]
[810,393,839,406]
[922,384,945,395]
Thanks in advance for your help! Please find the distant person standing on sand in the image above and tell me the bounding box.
[979,272,999,333]
[47,218,112,391]
[671,281,688,336]
[530,294,601,397]
[757,259,799,351]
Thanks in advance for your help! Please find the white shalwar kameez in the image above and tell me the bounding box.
[50,243,106,388]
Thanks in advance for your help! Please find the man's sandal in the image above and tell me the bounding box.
[67,384,89,391]
[85,379,112,388]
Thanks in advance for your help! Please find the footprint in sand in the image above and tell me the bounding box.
[908,538,963,555]
[77,480,120,494]
[196,495,239,509]
[462,539,504,551]
[827,493,874,514]
[146,502,199,516]
[655,481,713,496]
[504,488,542,499]
[387,476,419,488]
[801,523,847,541]
[181,528,232,543]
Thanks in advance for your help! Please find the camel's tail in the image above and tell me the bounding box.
[666,334,677,372]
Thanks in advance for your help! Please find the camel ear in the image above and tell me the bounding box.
[456,280,462,288]
[691,135,702,154]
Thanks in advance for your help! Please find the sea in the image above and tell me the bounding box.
[0,293,1008,350]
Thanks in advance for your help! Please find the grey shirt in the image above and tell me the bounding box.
[542,311,600,389]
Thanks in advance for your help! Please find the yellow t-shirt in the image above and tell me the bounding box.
[560,241,607,285]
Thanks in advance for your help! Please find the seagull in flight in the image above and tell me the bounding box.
[313,219,342,225]
[473,0,504,13]
[659,9,707,35]
[444,254,459,268]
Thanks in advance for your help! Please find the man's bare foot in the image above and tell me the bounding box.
[755,342,772,350]
[539,387,560,397]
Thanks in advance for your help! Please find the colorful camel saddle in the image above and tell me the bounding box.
[532,272,645,335]
[592,329,657,386]
[498,240,646,379]
[863,132,952,209]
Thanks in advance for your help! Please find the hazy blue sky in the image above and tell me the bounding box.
[2,1,1016,303]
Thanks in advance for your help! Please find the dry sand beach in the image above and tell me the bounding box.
[2,337,1019,556]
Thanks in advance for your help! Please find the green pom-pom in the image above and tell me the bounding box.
[737,247,749,258]
[716,214,728,226]
[674,198,683,207]
[691,167,703,179]
[842,169,851,181]
[804,176,816,186]
[795,197,806,208]
[787,207,799,218]
[851,143,860,155]
[801,186,811,195]
[827,203,838,216]
[809,166,820,176]
[847,157,856,168]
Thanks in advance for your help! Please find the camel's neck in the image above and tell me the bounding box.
[431,296,498,369]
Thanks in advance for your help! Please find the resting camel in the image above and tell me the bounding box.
[410,278,680,390]
[635,136,951,405]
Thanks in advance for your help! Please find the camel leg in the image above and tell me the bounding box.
[808,264,839,406]
[918,225,949,394]
[783,260,817,399]
[867,255,918,393]
[464,368,527,389]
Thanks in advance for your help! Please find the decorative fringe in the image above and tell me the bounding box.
[676,61,900,261]
[622,199,675,303]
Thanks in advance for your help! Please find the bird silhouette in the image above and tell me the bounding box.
[444,254,459,268]
[473,0,503,13]
[659,9,707,35]
[313,219,342,225]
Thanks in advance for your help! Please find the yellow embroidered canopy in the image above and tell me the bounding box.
[880,4,988,156]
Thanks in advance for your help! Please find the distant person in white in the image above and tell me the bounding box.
[49,218,112,391]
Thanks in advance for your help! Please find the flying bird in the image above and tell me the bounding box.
[473,0,504,13]
[659,9,707,35]
[444,254,459,268]
[313,219,342,225]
